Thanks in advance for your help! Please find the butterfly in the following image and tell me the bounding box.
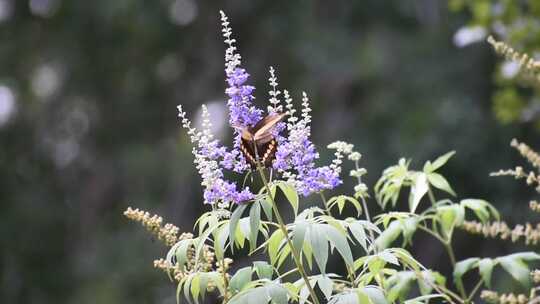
[239,113,286,168]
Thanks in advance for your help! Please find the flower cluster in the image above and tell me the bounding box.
[487,36,540,77]
[123,207,180,246]
[491,166,540,193]
[221,11,262,141]
[272,92,342,196]
[459,220,540,245]
[176,11,344,202]
[510,138,540,169]
[178,105,254,206]
[481,290,531,304]
[530,200,540,213]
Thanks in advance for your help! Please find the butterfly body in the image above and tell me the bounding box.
[239,113,285,168]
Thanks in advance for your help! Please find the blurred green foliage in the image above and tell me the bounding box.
[0,1,538,303]
[450,0,540,127]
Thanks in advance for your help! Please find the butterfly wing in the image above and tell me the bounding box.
[240,137,257,167]
[252,113,286,142]
[239,113,285,168]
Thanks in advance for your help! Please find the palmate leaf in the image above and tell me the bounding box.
[375,158,411,210]
[297,221,354,274]
[327,195,363,215]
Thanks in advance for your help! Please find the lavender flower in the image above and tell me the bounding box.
[274,92,342,196]
[177,12,344,204]
[177,104,254,206]
[221,11,262,131]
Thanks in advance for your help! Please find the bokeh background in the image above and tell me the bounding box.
[1,1,539,303]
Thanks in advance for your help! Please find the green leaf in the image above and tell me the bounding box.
[409,173,429,213]
[230,204,247,250]
[277,182,299,215]
[478,258,495,288]
[391,248,423,271]
[318,275,334,300]
[348,221,368,252]
[214,224,229,261]
[267,283,288,304]
[191,274,200,303]
[404,294,447,304]
[453,257,480,284]
[302,242,314,270]
[497,252,540,287]
[229,267,253,293]
[260,197,273,221]
[373,220,402,250]
[183,276,193,304]
[249,202,261,252]
[427,151,455,172]
[427,173,456,196]
[310,225,329,273]
[293,221,307,255]
[363,286,389,304]
[276,244,291,270]
[328,195,363,216]
[268,229,285,266]
[436,204,464,238]
[461,199,500,223]
[378,250,399,265]
[323,224,354,267]
[253,261,274,280]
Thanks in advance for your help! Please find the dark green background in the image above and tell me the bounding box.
[1,1,537,303]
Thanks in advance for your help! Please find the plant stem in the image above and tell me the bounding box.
[427,187,437,207]
[319,192,332,215]
[443,242,468,300]
[418,225,447,244]
[220,256,229,304]
[466,279,484,302]
[277,267,299,280]
[418,225,468,302]
[352,160,376,243]
[407,266,461,304]
[255,164,320,304]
